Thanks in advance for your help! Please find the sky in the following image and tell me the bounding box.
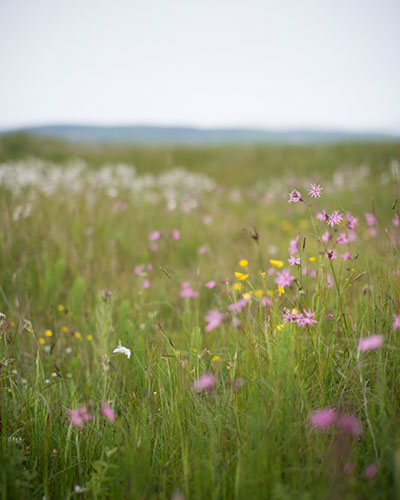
[1,0,399,132]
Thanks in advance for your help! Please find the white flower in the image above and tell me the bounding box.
[113,340,131,359]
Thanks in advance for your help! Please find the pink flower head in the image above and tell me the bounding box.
[337,414,362,437]
[308,183,323,198]
[67,409,84,429]
[341,252,351,261]
[204,310,225,332]
[288,235,299,255]
[78,406,92,421]
[192,373,216,391]
[146,263,153,272]
[393,314,400,330]
[316,209,327,221]
[231,317,242,328]
[99,402,115,423]
[309,408,337,430]
[198,246,207,254]
[205,281,216,289]
[393,214,399,227]
[358,335,384,352]
[327,314,334,320]
[321,230,330,242]
[135,265,144,275]
[227,297,250,312]
[347,214,359,230]
[364,213,376,226]
[288,255,301,266]
[327,249,337,260]
[288,189,303,204]
[149,230,161,241]
[172,229,180,240]
[327,211,344,227]
[301,309,318,326]
[363,464,378,479]
[368,227,377,238]
[336,233,349,244]
[180,282,199,298]
[274,269,295,288]
[149,242,158,252]
[142,279,151,289]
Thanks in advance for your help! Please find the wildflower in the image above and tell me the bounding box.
[316,209,327,221]
[39,338,45,344]
[341,252,351,261]
[347,215,359,230]
[270,259,284,268]
[75,332,82,340]
[301,309,318,326]
[192,373,216,391]
[180,282,199,298]
[363,464,378,479]
[278,285,285,296]
[113,340,131,359]
[142,279,151,289]
[309,257,316,262]
[358,335,384,352]
[212,355,220,361]
[227,297,250,312]
[242,292,251,300]
[393,214,399,227]
[45,329,52,337]
[327,314,334,320]
[231,317,242,328]
[198,246,207,254]
[172,229,180,240]
[87,335,93,341]
[67,409,84,429]
[254,289,263,298]
[327,211,344,227]
[308,183,323,198]
[288,236,299,255]
[276,324,284,331]
[337,414,362,437]
[321,230,330,242]
[288,189,303,203]
[234,272,249,281]
[204,310,225,332]
[232,283,242,291]
[149,230,161,241]
[205,281,216,289]
[99,402,115,423]
[309,408,337,429]
[336,233,349,244]
[364,213,376,226]
[393,314,400,330]
[275,269,295,288]
[239,259,248,267]
[134,265,144,275]
[57,304,64,312]
[288,255,300,266]
[75,485,84,494]
[327,249,337,260]
[61,326,68,333]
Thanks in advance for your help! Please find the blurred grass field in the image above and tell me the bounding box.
[0,134,399,499]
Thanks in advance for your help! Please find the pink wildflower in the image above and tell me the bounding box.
[149,230,161,241]
[341,252,351,261]
[99,402,115,423]
[204,310,225,332]
[337,414,362,437]
[301,309,318,326]
[172,229,180,240]
[363,464,378,479]
[180,282,199,298]
[309,408,337,430]
[192,373,216,391]
[316,209,327,221]
[142,279,151,289]
[327,249,337,260]
[393,314,400,330]
[321,230,330,242]
[393,214,399,227]
[368,227,377,238]
[67,409,84,429]
[275,269,295,288]
[288,189,303,203]
[288,235,299,255]
[146,263,153,272]
[135,265,144,275]
[288,255,301,266]
[149,242,158,252]
[227,297,250,312]
[364,213,376,226]
[198,246,207,254]
[231,317,242,328]
[347,214,359,230]
[358,335,384,352]
[336,233,349,244]
[205,281,216,289]
[327,210,344,227]
[308,183,323,198]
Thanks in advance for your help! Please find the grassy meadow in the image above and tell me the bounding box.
[0,135,400,499]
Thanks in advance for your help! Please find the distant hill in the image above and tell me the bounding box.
[1,124,399,145]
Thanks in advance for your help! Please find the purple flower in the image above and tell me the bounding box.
[288,235,299,255]
[198,246,207,254]
[336,233,349,244]
[192,373,216,391]
[288,255,301,266]
[301,309,318,326]
[393,314,400,330]
[358,335,384,352]
[327,249,337,260]
[321,230,330,242]
[274,269,295,288]
[205,281,216,289]
[180,282,199,298]
[172,229,180,240]
[337,414,362,437]
[67,409,84,429]
[227,297,250,312]
[142,279,151,289]
[309,408,337,429]
[364,213,376,226]
[308,183,323,198]
[347,214,359,230]
[341,252,351,261]
[149,230,161,241]
[327,211,344,227]
[288,189,303,203]
[135,265,144,275]
[316,209,327,221]
[99,402,115,423]
[204,310,225,332]
[363,464,378,479]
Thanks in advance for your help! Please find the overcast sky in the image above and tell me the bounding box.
[1,0,399,131]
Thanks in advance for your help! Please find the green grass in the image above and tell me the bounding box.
[0,135,399,499]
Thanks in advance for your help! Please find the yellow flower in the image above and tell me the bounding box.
[39,338,45,344]
[232,283,242,290]
[276,324,285,331]
[45,329,52,337]
[87,335,93,341]
[75,332,82,340]
[254,289,263,298]
[239,274,249,281]
[242,292,251,300]
[212,355,220,361]
[260,271,266,278]
[239,259,248,267]
[270,260,284,268]
[291,308,299,315]
[61,326,68,333]
[278,285,285,296]
[309,257,316,262]
[57,304,64,312]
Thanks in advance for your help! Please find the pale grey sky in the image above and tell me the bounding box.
[0,0,399,131]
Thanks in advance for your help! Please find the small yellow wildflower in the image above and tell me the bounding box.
[260,271,266,278]
[75,332,82,340]
[292,308,299,315]
[239,259,248,267]
[278,285,285,296]
[234,272,249,281]
[233,283,242,291]
[52,449,57,455]
[45,329,52,337]
[39,338,45,344]
[242,292,251,300]
[57,304,64,312]
[61,326,68,333]
[8,389,12,393]
[87,335,93,341]
[153,391,158,395]
[309,257,316,262]
[254,289,263,298]
[276,324,285,331]
[212,355,220,361]
[270,260,284,268]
